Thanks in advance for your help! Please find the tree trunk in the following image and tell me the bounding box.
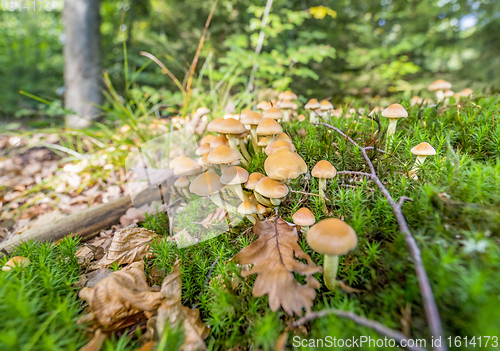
[63,0,102,128]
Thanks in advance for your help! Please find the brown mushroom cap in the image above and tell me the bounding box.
[381,103,408,119]
[320,100,333,111]
[257,101,272,111]
[217,118,247,135]
[307,218,358,256]
[258,137,268,147]
[196,107,210,116]
[174,157,202,176]
[255,177,289,199]
[174,176,190,188]
[256,204,267,215]
[264,149,307,181]
[207,145,240,165]
[275,133,292,143]
[238,201,257,215]
[265,140,296,156]
[410,96,423,106]
[2,256,31,271]
[278,99,298,110]
[189,170,223,196]
[200,134,216,145]
[240,111,263,126]
[207,118,225,133]
[196,143,213,156]
[278,90,297,101]
[311,160,337,179]
[305,99,321,110]
[410,142,436,156]
[460,88,473,97]
[245,172,266,190]
[220,166,249,185]
[428,79,452,91]
[292,208,316,227]
[296,114,306,122]
[442,89,454,98]
[256,119,283,136]
[210,135,229,148]
[263,107,283,120]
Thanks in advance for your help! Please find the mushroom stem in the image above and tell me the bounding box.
[385,118,399,151]
[220,164,229,173]
[270,197,281,206]
[182,188,192,200]
[254,191,273,207]
[231,184,247,202]
[309,111,317,124]
[409,155,428,179]
[257,213,264,220]
[227,135,249,167]
[435,90,444,102]
[323,254,339,291]
[250,126,259,152]
[300,225,310,233]
[210,193,237,214]
[283,110,290,123]
[245,214,256,224]
[318,178,327,213]
[239,138,253,164]
[266,135,275,143]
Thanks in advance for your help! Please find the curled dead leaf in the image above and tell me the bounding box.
[233,218,322,316]
[98,227,157,266]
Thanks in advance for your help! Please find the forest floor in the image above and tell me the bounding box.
[1,95,500,350]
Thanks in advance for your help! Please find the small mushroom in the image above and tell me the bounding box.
[264,148,307,183]
[174,176,192,200]
[381,103,408,150]
[210,135,229,148]
[190,170,236,213]
[173,157,202,181]
[255,177,289,206]
[213,118,248,166]
[265,140,296,156]
[319,100,333,119]
[240,111,263,153]
[2,256,30,271]
[206,145,241,172]
[275,133,292,143]
[257,137,268,153]
[278,90,297,101]
[278,100,297,122]
[428,79,452,102]
[292,207,316,233]
[306,218,357,290]
[196,143,212,156]
[263,107,283,121]
[220,166,249,202]
[244,172,266,192]
[305,99,321,123]
[256,100,272,112]
[237,201,258,224]
[311,160,336,213]
[256,119,283,144]
[256,204,267,220]
[409,142,436,179]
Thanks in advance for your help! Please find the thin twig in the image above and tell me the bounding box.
[293,309,427,351]
[314,122,447,351]
[288,189,330,201]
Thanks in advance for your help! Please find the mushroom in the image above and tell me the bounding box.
[237,201,258,224]
[257,137,268,153]
[206,145,240,172]
[311,160,336,213]
[214,118,248,166]
[263,107,283,121]
[381,103,408,150]
[306,218,357,290]
[296,114,306,122]
[220,166,249,202]
[196,143,212,156]
[257,100,272,112]
[173,157,202,181]
[305,99,321,123]
[2,256,30,271]
[174,176,192,200]
[442,89,454,104]
[200,134,216,146]
[319,100,333,119]
[210,135,229,148]
[264,148,307,183]
[265,140,296,156]
[256,119,283,144]
[207,118,225,133]
[292,207,316,233]
[409,142,436,179]
[410,96,423,106]
[275,133,292,143]
[278,100,297,122]
[235,130,252,163]
[278,90,297,101]
[169,155,190,169]
[428,79,452,102]
[240,111,263,153]
[190,170,235,213]
[256,204,267,220]
[244,172,266,192]
[255,177,289,206]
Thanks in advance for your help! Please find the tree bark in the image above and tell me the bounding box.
[63,0,102,128]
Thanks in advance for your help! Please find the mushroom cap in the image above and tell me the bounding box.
[311,160,337,179]
[258,137,268,147]
[196,143,212,156]
[189,170,223,196]
[174,157,202,176]
[278,99,298,110]
[174,176,190,188]
[410,96,423,106]
[442,89,454,98]
[265,140,296,156]
[296,114,306,122]
[460,88,473,97]
[239,109,253,119]
[410,142,436,156]
[307,218,358,255]
[305,99,321,110]
[196,107,211,116]
[256,204,267,215]
[238,201,257,215]
[278,90,297,101]
[275,133,292,143]
[257,101,272,111]
[256,119,283,136]
[207,145,240,165]
[292,208,316,227]
[200,134,216,145]
[240,111,263,126]
[264,149,308,181]
[263,107,283,120]
[220,166,249,185]
[255,177,289,199]
[320,100,333,110]
[210,135,228,148]
[428,79,452,91]
[217,118,247,135]
[200,153,209,166]
[207,118,225,133]
[2,256,30,271]
[381,104,408,119]
[169,155,190,169]
[245,172,266,190]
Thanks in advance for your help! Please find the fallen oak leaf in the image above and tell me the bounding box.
[233,218,322,316]
[98,227,157,266]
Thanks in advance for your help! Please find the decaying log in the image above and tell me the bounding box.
[0,188,161,257]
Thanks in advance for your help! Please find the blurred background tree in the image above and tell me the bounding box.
[0,0,498,118]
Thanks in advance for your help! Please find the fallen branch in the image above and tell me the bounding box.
[293,309,427,351]
[315,122,447,351]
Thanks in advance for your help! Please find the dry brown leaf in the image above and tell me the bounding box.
[79,261,163,331]
[156,260,209,351]
[80,329,106,351]
[233,218,322,316]
[98,227,157,266]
